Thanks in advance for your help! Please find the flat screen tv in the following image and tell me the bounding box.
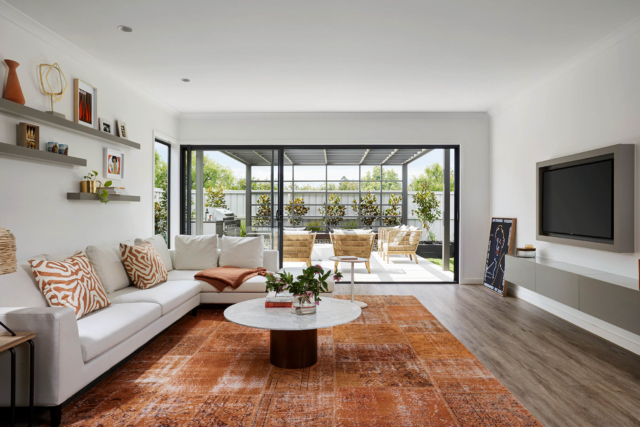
[541,159,613,240]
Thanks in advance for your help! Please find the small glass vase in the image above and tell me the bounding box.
[292,296,316,315]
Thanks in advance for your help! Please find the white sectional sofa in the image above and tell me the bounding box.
[0,242,334,426]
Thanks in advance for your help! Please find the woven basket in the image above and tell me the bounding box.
[0,228,17,275]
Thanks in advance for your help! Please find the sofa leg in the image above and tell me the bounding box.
[191,308,198,317]
[50,405,62,427]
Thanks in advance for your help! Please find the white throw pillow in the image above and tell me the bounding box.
[135,235,173,272]
[219,236,264,269]
[174,235,218,270]
[85,244,132,294]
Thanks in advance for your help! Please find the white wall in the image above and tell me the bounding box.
[0,7,179,260]
[180,112,490,284]
[490,21,640,282]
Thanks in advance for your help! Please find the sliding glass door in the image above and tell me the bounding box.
[181,145,459,283]
[180,148,284,266]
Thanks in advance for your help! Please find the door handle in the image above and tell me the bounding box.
[276,209,283,222]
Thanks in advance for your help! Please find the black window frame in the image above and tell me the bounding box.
[154,138,171,247]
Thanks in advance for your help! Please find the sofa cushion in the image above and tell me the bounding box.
[109,280,201,315]
[135,235,173,272]
[86,244,131,294]
[219,235,263,269]
[77,302,161,362]
[28,252,111,319]
[174,235,218,270]
[121,242,168,289]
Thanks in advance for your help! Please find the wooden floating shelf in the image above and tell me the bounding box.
[0,98,140,150]
[0,142,87,166]
[67,193,141,202]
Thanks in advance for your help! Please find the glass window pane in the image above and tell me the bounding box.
[326,181,359,191]
[252,166,271,181]
[382,165,402,181]
[154,142,170,244]
[360,165,381,181]
[328,165,358,180]
[294,166,326,181]
[283,165,292,181]
[292,181,324,191]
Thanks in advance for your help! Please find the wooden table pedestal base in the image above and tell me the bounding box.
[270,329,317,369]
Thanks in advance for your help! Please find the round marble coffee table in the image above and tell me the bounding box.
[224,298,361,369]
[328,256,369,308]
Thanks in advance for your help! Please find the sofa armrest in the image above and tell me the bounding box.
[264,250,279,272]
[0,307,84,406]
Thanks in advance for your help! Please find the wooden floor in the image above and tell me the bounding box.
[335,283,640,427]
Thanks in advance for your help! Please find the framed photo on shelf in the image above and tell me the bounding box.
[17,122,39,149]
[99,118,112,134]
[74,79,98,129]
[104,148,124,180]
[116,120,128,139]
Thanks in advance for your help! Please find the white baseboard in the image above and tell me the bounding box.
[460,278,482,285]
[509,285,640,356]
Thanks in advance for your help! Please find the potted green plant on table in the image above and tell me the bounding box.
[265,265,343,315]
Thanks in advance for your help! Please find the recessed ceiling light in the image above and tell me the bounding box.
[117,25,133,33]
[181,78,191,82]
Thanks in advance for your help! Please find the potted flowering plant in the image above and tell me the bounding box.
[265,265,343,315]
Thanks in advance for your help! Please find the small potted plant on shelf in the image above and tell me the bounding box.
[80,170,101,193]
[265,265,342,315]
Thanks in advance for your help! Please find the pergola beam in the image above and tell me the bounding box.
[324,149,328,164]
[380,149,399,165]
[403,149,430,164]
[284,153,294,165]
[222,151,249,165]
[359,149,370,164]
[253,151,271,164]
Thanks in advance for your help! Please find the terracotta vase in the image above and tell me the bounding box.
[3,60,26,105]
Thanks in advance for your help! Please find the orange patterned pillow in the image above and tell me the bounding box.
[29,252,111,319]
[120,242,168,289]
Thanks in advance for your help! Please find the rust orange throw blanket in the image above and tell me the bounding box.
[195,266,267,292]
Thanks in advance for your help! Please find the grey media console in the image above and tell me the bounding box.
[505,255,640,336]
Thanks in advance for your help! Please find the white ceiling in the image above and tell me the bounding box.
[8,0,640,113]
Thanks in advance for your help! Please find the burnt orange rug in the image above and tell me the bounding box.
[58,295,541,426]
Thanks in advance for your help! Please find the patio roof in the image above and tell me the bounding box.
[219,148,432,166]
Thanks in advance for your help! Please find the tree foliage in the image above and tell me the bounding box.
[409,163,454,192]
[352,191,381,227]
[319,193,346,227]
[253,195,272,227]
[205,185,228,209]
[154,149,168,243]
[361,167,402,191]
[285,197,310,226]
[383,193,402,226]
[411,181,441,234]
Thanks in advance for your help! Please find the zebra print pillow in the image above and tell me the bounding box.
[120,242,168,289]
[29,251,111,319]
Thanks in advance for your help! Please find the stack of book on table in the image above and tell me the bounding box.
[265,291,293,308]
[98,187,127,195]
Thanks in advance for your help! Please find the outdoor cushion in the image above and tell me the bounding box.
[109,280,201,315]
[77,302,161,362]
[174,234,218,270]
[86,244,131,294]
[135,235,173,272]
